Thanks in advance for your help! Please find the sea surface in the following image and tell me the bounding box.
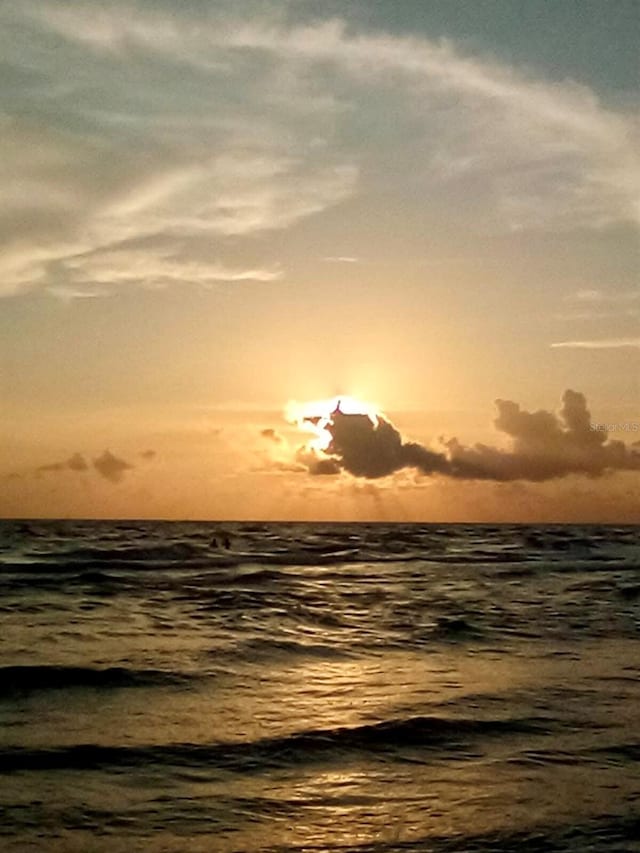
[0,520,639,852]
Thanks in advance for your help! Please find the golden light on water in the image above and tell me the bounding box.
[285,395,381,451]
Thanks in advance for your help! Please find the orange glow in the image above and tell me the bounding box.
[286,395,381,452]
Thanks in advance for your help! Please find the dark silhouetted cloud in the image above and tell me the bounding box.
[323,412,450,478]
[260,428,282,443]
[140,449,157,460]
[37,453,88,475]
[67,452,89,471]
[93,450,133,483]
[299,390,640,482]
[36,462,66,474]
[295,447,342,475]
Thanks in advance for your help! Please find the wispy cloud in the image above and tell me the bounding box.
[0,7,358,297]
[0,3,637,298]
[565,288,640,304]
[551,338,640,349]
[31,6,638,228]
[568,289,607,303]
[49,245,282,297]
[46,285,111,302]
[557,287,640,321]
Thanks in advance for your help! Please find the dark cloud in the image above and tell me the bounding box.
[300,391,640,482]
[67,452,89,471]
[295,447,341,475]
[140,449,157,460]
[260,428,282,443]
[24,450,134,483]
[445,390,640,481]
[325,411,450,478]
[37,453,88,475]
[36,461,66,474]
[93,450,133,483]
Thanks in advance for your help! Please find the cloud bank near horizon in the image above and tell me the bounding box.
[16,450,139,484]
[294,390,640,482]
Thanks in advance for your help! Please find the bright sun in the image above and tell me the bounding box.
[285,395,381,452]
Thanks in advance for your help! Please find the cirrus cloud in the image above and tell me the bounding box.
[551,338,640,350]
[0,2,637,298]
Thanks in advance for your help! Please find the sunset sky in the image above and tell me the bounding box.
[1,0,638,521]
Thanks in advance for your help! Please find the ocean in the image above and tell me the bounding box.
[0,520,638,852]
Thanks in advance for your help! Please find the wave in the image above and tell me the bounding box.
[0,665,194,697]
[3,515,639,580]
[0,804,635,853]
[295,813,640,853]
[1,548,636,579]
[0,714,548,774]
[432,616,483,638]
[591,741,640,765]
[211,636,356,662]
[208,619,487,664]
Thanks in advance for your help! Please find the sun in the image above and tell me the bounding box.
[285,395,381,452]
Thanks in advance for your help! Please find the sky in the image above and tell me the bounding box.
[1,0,639,522]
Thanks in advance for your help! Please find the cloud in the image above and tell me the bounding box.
[316,411,450,478]
[551,338,640,349]
[140,449,156,460]
[260,458,308,475]
[21,451,139,483]
[37,453,89,475]
[93,450,134,483]
[444,390,640,481]
[36,462,66,475]
[295,447,341,476]
[557,288,640,322]
[59,8,637,230]
[94,156,357,242]
[46,285,111,302]
[567,289,640,304]
[0,9,357,297]
[0,3,637,296]
[295,391,640,482]
[67,452,89,472]
[570,289,606,303]
[46,244,283,298]
[260,428,282,443]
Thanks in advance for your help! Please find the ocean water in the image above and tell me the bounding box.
[0,521,639,853]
